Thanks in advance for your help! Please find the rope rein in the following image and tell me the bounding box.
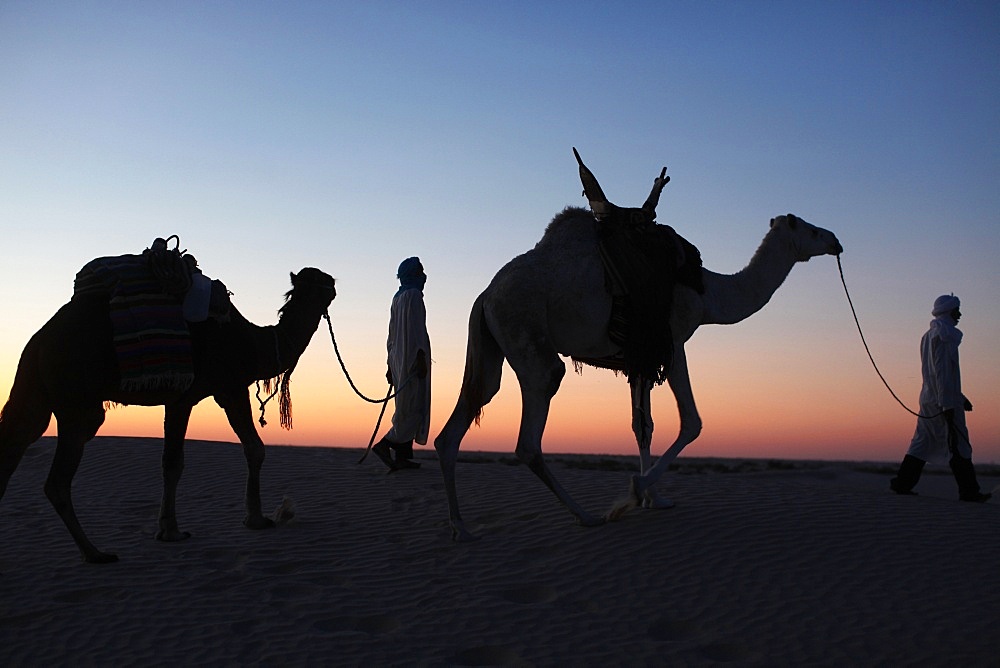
[323,312,414,403]
[322,311,423,463]
[836,254,944,421]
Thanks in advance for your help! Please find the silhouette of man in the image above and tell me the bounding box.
[890,294,990,502]
[372,257,431,471]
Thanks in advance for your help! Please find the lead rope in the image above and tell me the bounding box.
[322,312,417,463]
[357,385,393,464]
[836,255,974,448]
[836,255,934,419]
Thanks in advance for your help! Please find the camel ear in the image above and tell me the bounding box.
[786,214,798,230]
[573,147,612,217]
[290,271,298,286]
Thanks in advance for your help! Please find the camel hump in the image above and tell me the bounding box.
[73,237,231,322]
[74,237,191,298]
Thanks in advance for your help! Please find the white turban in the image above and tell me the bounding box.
[932,294,960,316]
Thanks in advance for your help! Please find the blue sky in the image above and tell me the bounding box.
[2,1,998,461]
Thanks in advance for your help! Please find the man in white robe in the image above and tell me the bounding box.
[372,257,431,471]
[890,294,990,502]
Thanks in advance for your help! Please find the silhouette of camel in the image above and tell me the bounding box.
[434,151,843,540]
[0,267,336,562]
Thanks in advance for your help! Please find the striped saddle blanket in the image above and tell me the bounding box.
[74,254,194,393]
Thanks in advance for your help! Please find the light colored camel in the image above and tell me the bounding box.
[434,151,843,540]
[0,266,336,563]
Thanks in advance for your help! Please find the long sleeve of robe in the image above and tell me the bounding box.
[385,288,431,445]
[907,317,971,461]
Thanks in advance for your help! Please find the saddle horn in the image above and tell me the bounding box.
[642,166,669,216]
[574,148,670,223]
[573,147,612,218]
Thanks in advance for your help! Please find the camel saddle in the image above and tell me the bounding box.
[573,217,704,384]
[73,237,231,393]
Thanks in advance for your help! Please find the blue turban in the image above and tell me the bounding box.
[932,294,960,316]
[396,257,426,295]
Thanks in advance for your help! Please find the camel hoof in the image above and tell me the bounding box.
[642,492,675,510]
[577,514,606,528]
[245,515,276,530]
[451,525,481,543]
[604,476,643,522]
[84,551,119,564]
[630,474,649,500]
[156,529,192,542]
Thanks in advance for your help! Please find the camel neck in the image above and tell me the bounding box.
[262,304,323,378]
[700,226,799,325]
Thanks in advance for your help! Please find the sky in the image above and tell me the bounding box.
[2,1,998,463]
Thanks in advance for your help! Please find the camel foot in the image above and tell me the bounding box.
[642,490,675,510]
[604,475,642,522]
[576,513,606,528]
[156,528,192,542]
[244,515,276,530]
[84,551,119,564]
[451,523,481,543]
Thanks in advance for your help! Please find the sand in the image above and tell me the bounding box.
[1,437,998,666]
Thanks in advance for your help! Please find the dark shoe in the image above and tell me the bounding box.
[389,440,415,460]
[372,442,397,470]
[950,456,985,501]
[394,458,421,470]
[890,454,925,495]
[890,481,918,496]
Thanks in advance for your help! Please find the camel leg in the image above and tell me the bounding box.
[609,347,701,521]
[216,392,274,531]
[45,406,116,563]
[629,376,674,510]
[156,403,193,542]
[433,294,504,541]
[434,369,503,542]
[635,347,701,497]
[0,404,51,502]
[513,362,603,527]
[434,418,476,543]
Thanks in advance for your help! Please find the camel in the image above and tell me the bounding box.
[434,150,843,540]
[0,264,336,563]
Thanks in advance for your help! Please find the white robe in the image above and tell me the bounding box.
[907,316,971,461]
[385,288,431,445]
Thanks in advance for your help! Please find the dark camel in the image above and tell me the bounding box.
[0,267,336,563]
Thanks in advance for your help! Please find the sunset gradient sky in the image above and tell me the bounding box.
[2,1,998,463]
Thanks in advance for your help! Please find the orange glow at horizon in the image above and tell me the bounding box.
[31,345,997,467]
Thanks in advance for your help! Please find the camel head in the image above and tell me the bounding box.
[573,147,669,226]
[282,268,337,312]
[769,214,843,261]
